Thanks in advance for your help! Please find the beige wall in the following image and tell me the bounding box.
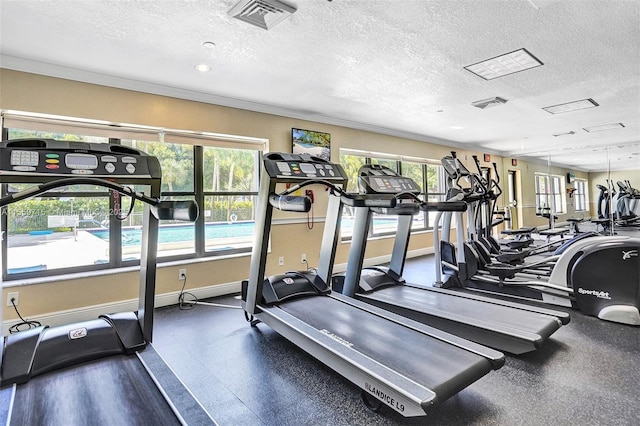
[0,69,583,321]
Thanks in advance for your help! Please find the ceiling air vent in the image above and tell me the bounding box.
[471,97,508,109]
[228,0,297,30]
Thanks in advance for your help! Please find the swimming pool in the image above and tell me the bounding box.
[87,217,403,246]
[88,221,256,245]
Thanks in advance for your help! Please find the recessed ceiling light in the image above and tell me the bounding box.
[543,98,598,114]
[449,126,464,130]
[583,123,625,132]
[194,64,212,72]
[464,48,543,80]
[202,41,216,49]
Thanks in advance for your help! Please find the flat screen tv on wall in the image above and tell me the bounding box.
[292,128,331,161]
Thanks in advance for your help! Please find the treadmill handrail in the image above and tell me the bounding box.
[1,177,156,207]
[0,177,198,221]
[273,179,398,209]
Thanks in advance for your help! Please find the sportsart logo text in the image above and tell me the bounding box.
[577,288,611,300]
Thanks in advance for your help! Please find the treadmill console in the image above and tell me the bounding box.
[358,164,420,194]
[263,152,346,181]
[0,139,159,179]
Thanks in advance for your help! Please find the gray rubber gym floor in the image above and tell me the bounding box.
[152,254,640,426]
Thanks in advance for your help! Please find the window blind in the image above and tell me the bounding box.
[1,111,268,151]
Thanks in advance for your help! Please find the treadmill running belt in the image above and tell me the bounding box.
[279,296,493,402]
[370,286,561,336]
[9,355,180,426]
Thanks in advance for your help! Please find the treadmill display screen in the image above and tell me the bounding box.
[65,153,99,169]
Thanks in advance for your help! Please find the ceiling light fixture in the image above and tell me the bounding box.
[471,97,508,109]
[583,123,625,132]
[202,41,216,49]
[464,48,543,80]
[553,131,576,137]
[194,64,212,72]
[543,98,598,114]
[228,0,297,30]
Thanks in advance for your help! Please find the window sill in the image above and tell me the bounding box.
[2,251,251,289]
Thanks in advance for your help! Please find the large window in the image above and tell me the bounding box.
[202,146,259,253]
[339,150,446,239]
[1,113,264,280]
[535,174,566,215]
[574,179,589,212]
[402,160,447,230]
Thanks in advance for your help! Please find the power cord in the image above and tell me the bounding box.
[176,275,245,311]
[177,275,198,310]
[302,259,317,273]
[307,203,314,230]
[175,271,250,311]
[9,298,41,334]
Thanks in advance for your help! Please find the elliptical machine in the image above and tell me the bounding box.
[437,154,640,326]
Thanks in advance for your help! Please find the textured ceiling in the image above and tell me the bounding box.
[1,0,639,171]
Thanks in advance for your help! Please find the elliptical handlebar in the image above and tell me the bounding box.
[489,162,503,199]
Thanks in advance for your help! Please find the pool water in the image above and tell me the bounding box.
[89,221,255,245]
[88,217,403,246]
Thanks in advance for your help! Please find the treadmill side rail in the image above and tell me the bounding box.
[255,306,437,417]
[256,294,505,417]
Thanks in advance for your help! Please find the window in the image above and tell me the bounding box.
[339,150,446,239]
[202,146,259,253]
[1,113,265,280]
[535,174,566,215]
[402,161,447,230]
[574,179,589,212]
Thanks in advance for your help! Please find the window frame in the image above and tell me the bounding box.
[1,112,266,281]
[574,179,589,212]
[535,173,566,215]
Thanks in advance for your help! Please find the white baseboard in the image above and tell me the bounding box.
[3,281,241,335]
[3,248,435,334]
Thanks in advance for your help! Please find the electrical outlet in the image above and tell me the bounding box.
[301,253,307,264]
[178,269,187,280]
[7,292,19,307]
[278,256,284,266]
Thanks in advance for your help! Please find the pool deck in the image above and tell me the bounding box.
[5,230,251,273]
[7,231,109,271]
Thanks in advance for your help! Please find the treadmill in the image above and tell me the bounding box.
[0,139,214,425]
[242,152,504,418]
[334,164,569,355]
